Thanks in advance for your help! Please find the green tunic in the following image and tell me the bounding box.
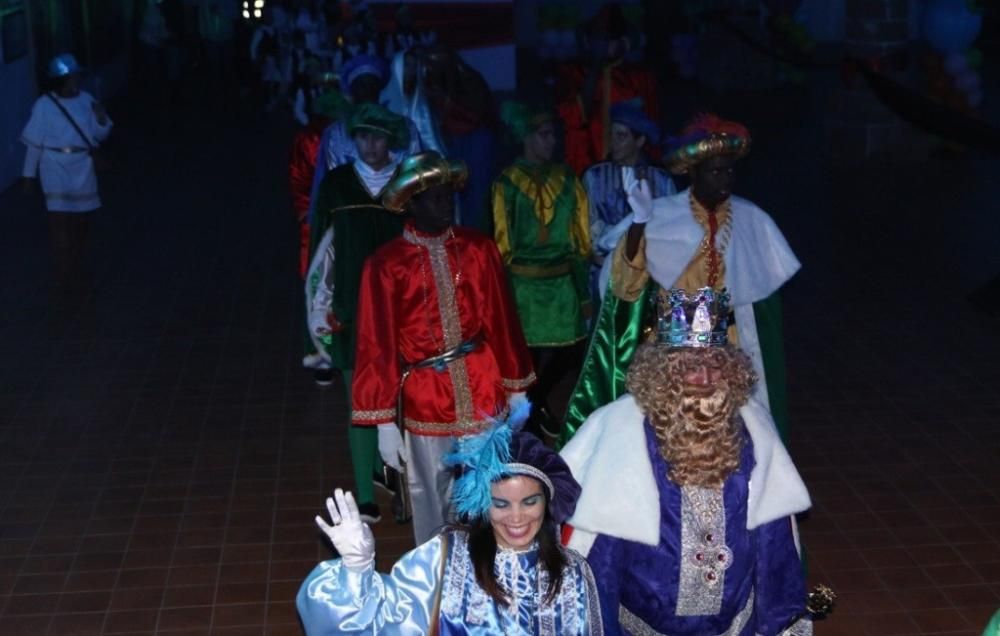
[560,281,790,445]
[308,164,405,369]
[488,159,592,347]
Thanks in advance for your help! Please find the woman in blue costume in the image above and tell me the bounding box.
[297,401,604,635]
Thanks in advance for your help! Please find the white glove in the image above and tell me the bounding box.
[314,489,375,572]
[377,424,409,472]
[621,166,638,197]
[627,179,653,224]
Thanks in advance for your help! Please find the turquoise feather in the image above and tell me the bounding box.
[444,398,532,519]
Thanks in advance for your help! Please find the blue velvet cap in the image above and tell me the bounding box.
[505,431,581,525]
[443,399,581,525]
[610,99,660,144]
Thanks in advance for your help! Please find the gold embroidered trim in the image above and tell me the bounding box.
[690,194,733,287]
[403,228,476,425]
[404,417,492,436]
[404,405,509,436]
[502,372,537,391]
[352,408,396,422]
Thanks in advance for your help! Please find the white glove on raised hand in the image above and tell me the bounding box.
[621,166,638,198]
[626,179,653,224]
[377,424,409,472]
[314,489,375,572]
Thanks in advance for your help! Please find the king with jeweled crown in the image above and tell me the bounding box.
[654,287,731,348]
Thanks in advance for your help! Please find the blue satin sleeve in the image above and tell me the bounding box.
[296,535,444,635]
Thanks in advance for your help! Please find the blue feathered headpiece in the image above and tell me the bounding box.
[443,398,581,524]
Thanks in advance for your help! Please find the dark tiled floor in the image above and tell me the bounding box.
[2,73,1000,635]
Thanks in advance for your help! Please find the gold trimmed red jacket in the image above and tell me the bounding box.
[351,224,535,436]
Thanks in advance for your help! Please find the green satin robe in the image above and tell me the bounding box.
[309,165,405,369]
[489,160,592,347]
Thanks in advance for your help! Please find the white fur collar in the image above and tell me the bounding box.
[560,394,811,555]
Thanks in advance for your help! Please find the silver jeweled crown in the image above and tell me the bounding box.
[654,287,731,348]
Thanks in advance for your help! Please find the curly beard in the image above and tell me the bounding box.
[626,345,756,488]
[680,382,736,423]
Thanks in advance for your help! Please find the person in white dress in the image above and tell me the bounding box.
[21,54,113,305]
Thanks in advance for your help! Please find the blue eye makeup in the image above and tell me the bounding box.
[491,499,509,509]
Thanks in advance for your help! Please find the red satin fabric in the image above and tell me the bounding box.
[289,118,327,278]
[352,225,535,436]
[288,119,326,221]
[556,62,660,176]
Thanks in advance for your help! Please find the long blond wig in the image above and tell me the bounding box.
[625,344,757,488]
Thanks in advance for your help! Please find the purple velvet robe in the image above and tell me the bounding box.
[585,421,806,635]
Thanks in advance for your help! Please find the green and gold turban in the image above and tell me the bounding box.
[664,113,751,175]
[381,151,468,213]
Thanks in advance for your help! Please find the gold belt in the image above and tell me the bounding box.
[508,261,571,278]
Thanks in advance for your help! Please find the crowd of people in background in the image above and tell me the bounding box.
[21,2,1000,633]
[282,3,824,632]
[133,0,437,120]
[21,3,827,633]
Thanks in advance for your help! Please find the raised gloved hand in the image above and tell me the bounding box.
[314,489,375,572]
[626,179,653,224]
[377,424,409,472]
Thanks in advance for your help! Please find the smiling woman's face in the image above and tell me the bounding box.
[489,475,545,550]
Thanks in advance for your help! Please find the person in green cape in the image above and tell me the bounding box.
[488,101,593,438]
[305,102,411,523]
[562,113,801,445]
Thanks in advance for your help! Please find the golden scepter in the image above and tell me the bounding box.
[781,584,836,633]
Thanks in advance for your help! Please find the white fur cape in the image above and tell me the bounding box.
[560,394,811,556]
